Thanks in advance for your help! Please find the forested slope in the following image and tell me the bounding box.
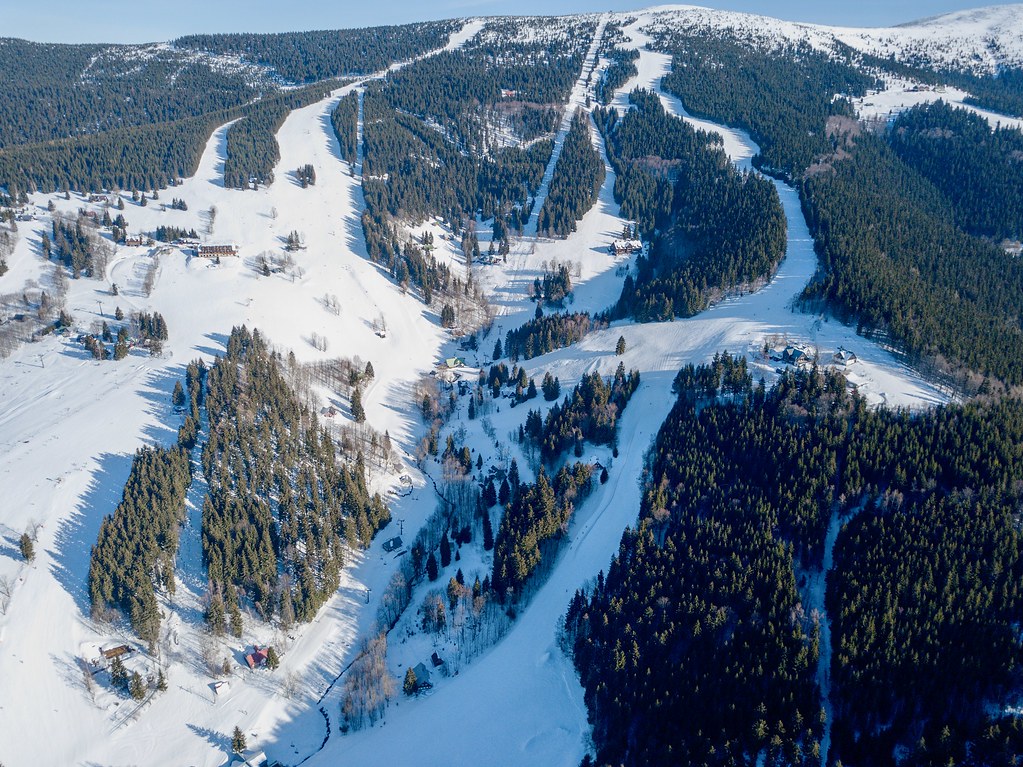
[567,359,1023,767]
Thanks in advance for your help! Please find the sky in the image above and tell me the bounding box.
[3,0,1005,44]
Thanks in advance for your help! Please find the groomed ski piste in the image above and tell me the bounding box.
[0,6,1017,766]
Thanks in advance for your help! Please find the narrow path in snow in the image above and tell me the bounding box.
[526,15,608,235]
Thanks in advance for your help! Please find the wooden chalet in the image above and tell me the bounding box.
[412,661,433,690]
[609,239,642,256]
[101,646,132,662]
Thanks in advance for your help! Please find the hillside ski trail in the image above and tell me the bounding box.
[526,15,608,235]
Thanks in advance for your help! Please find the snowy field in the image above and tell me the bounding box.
[0,5,1014,766]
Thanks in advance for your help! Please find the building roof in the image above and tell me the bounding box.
[245,646,269,669]
[412,662,432,688]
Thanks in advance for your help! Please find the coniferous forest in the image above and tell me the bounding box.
[566,358,1023,767]
[201,327,388,627]
[536,111,605,237]
[599,91,787,321]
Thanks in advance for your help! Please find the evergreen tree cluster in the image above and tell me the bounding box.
[523,363,640,465]
[175,22,456,84]
[88,446,193,647]
[599,92,786,322]
[536,111,605,237]
[595,45,639,106]
[0,109,231,194]
[47,214,109,278]
[295,163,316,187]
[223,81,337,188]
[533,263,574,306]
[491,462,594,599]
[0,40,259,151]
[154,225,199,243]
[652,33,877,177]
[566,359,1023,767]
[200,327,389,627]
[503,312,606,361]
[330,91,360,164]
[889,100,1023,240]
[800,133,1023,385]
[381,20,590,151]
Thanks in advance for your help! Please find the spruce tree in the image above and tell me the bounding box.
[426,552,439,582]
[18,532,34,562]
[266,646,280,670]
[440,533,451,569]
[403,666,418,696]
[483,509,494,551]
[616,335,626,355]
[231,726,246,754]
[129,671,146,701]
[352,386,366,423]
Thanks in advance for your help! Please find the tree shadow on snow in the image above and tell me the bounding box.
[49,451,135,615]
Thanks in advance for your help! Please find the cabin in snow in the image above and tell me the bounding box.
[412,662,433,691]
[197,243,239,258]
[833,348,858,366]
[245,646,269,669]
[609,239,642,256]
[382,536,403,553]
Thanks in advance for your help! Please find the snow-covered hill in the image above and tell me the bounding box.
[636,3,1023,74]
[0,5,1016,767]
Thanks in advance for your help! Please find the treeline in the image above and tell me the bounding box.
[88,446,192,647]
[0,108,234,194]
[491,463,594,599]
[800,133,1023,385]
[889,100,1023,240]
[652,33,876,177]
[331,91,359,164]
[201,326,389,629]
[567,360,1023,766]
[504,311,606,361]
[223,81,338,188]
[599,92,786,321]
[536,111,604,237]
[175,22,456,83]
[522,364,640,465]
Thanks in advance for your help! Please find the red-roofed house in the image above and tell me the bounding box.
[245,646,269,669]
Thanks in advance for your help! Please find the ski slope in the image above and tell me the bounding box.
[0,5,1000,766]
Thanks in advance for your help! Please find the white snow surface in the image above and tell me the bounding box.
[0,6,973,767]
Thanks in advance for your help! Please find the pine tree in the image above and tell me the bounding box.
[493,339,503,360]
[616,335,626,355]
[404,666,418,696]
[440,533,451,569]
[110,656,128,690]
[266,646,280,671]
[18,532,34,562]
[115,305,124,320]
[129,671,146,701]
[231,726,246,754]
[364,361,375,379]
[352,386,366,423]
[172,381,185,407]
[426,552,439,582]
[483,509,494,551]
[157,669,168,691]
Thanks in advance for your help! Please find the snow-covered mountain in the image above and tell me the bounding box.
[634,3,1023,74]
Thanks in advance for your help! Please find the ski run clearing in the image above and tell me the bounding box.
[4,5,1017,766]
